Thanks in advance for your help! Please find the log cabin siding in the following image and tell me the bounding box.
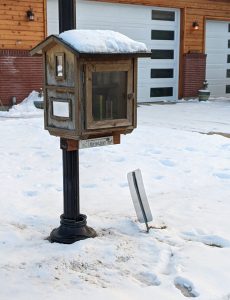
[0,1,45,107]
[0,0,46,50]
[92,0,230,54]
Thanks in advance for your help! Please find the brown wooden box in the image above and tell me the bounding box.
[30,33,150,141]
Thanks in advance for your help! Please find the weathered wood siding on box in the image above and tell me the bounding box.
[0,0,46,50]
[92,0,230,54]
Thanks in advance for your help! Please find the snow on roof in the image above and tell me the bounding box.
[59,30,148,54]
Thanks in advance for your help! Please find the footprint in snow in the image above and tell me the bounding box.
[35,151,50,158]
[8,152,18,156]
[23,190,39,197]
[112,157,125,163]
[134,271,161,287]
[221,144,230,150]
[156,249,176,275]
[160,159,176,167]
[102,176,113,182]
[181,230,230,248]
[22,166,32,171]
[184,147,197,152]
[213,172,230,180]
[174,276,199,297]
[154,175,164,180]
[81,183,97,189]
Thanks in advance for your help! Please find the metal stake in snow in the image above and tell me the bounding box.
[127,169,153,232]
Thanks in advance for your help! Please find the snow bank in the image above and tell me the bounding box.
[0,91,43,118]
[59,29,148,53]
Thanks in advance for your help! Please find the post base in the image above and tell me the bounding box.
[49,214,97,244]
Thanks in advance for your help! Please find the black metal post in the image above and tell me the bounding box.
[49,2,96,243]
[49,140,96,244]
[62,149,80,220]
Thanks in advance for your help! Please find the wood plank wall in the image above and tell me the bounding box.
[92,0,230,54]
[0,0,46,50]
[1,0,229,52]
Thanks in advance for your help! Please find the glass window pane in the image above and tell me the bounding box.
[228,24,230,32]
[56,54,64,78]
[228,40,230,48]
[151,69,174,78]
[226,85,230,93]
[227,69,230,78]
[92,71,127,121]
[228,55,230,63]
[152,10,175,21]
[151,30,174,40]
[150,87,173,97]
[151,49,174,59]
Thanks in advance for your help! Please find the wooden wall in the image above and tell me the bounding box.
[0,0,46,50]
[92,0,230,54]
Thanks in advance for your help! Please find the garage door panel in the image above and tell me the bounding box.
[138,86,175,102]
[140,60,176,67]
[138,73,176,85]
[206,20,230,98]
[206,22,228,37]
[76,0,180,102]
[77,2,149,21]
[207,68,227,80]
[208,78,229,84]
[150,41,178,48]
[207,56,227,66]
[206,38,227,50]
[208,84,227,97]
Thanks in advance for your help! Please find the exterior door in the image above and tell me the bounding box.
[206,20,230,98]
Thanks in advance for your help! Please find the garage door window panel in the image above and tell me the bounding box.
[151,69,174,78]
[150,87,173,97]
[151,49,174,59]
[152,10,175,22]
[151,30,174,40]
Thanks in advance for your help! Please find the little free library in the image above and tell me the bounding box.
[30,29,149,243]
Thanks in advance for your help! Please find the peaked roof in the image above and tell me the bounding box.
[30,30,151,58]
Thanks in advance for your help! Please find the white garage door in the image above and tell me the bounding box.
[47,0,180,102]
[206,20,230,98]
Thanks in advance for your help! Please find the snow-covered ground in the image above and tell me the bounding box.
[1,93,230,300]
